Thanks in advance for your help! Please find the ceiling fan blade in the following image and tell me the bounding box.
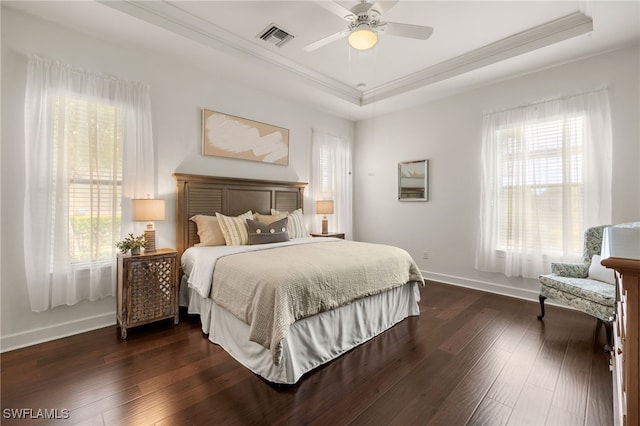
[313,1,354,20]
[381,22,433,40]
[372,1,399,15]
[304,30,349,52]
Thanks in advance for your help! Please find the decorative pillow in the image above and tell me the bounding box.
[254,212,287,225]
[190,215,226,246]
[247,217,289,245]
[271,208,308,239]
[588,254,616,285]
[215,210,253,246]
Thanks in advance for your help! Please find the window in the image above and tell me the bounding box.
[476,90,612,278]
[317,142,336,196]
[52,96,122,266]
[24,56,154,312]
[311,131,353,238]
[497,116,584,256]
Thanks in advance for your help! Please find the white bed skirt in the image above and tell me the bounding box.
[180,277,421,385]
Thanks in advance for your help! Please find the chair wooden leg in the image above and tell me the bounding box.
[537,295,547,320]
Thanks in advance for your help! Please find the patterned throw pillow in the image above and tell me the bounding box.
[247,217,289,245]
[271,208,308,239]
[215,210,253,246]
[190,215,226,246]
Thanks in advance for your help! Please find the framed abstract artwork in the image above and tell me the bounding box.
[202,109,289,165]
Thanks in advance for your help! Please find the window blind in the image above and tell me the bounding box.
[497,116,584,255]
[52,96,122,264]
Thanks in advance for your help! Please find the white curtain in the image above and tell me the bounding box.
[475,89,612,278]
[24,56,154,312]
[311,130,353,239]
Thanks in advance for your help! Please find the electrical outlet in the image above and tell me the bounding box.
[423,251,429,260]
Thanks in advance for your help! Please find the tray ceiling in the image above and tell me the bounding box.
[5,1,639,120]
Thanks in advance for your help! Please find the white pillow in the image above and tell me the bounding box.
[588,254,616,285]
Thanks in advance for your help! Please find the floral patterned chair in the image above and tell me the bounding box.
[537,225,615,348]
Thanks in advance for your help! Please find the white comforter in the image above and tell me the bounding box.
[182,238,424,364]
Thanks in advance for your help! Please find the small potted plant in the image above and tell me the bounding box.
[116,233,146,256]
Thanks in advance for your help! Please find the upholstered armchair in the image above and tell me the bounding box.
[538,225,615,348]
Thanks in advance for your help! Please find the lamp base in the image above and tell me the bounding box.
[321,217,328,234]
[144,229,156,252]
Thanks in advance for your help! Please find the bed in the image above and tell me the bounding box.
[174,173,424,384]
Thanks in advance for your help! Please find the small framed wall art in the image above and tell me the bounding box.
[202,109,289,165]
[398,159,428,201]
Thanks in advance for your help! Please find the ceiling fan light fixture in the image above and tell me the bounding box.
[348,27,378,50]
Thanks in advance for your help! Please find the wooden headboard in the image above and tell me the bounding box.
[173,173,306,262]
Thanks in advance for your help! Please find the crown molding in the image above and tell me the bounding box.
[100,0,362,105]
[101,2,592,108]
[361,12,593,105]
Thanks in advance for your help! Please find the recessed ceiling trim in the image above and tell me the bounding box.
[100,2,592,109]
[99,0,361,105]
[361,11,593,105]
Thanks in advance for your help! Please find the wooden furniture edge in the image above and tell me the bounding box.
[601,257,640,272]
[602,255,640,426]
[173,173,307,189]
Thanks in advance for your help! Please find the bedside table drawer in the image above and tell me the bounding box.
[117,249,178,339]
[126,254,177,324]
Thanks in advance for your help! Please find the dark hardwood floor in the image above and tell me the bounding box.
[1,281,613,425]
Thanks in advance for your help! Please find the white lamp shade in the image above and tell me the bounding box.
[132,199,165,221]
[316,200,334,215]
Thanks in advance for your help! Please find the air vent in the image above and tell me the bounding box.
[257,24,294,47]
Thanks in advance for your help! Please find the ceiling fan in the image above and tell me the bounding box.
[304,0,433,52]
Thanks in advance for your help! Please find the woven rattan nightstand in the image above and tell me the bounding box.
[117,248,178,339]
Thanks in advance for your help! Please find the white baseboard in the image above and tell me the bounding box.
[0,312,116,353]
[421,270,574,311]
[421,270,541,302]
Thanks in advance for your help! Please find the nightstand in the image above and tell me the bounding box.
[117,248,178,339]
[310,232,345,239]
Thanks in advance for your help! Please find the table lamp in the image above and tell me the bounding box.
[132,198,165,252]
[316,200,334,234]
